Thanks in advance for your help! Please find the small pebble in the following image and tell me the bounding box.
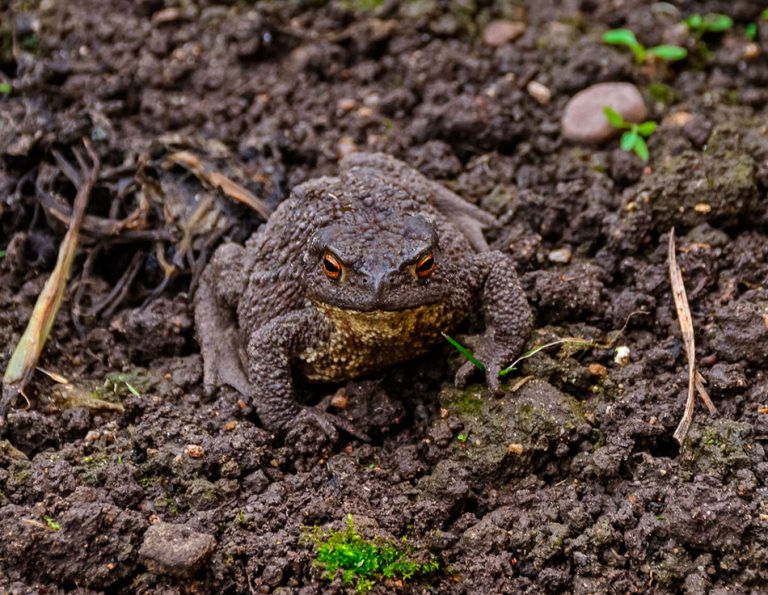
[139,522,216,578]
[337,136,358,160]
[507,443,524,455]
[588,363,608,378]
[548,247,572,264]
[561,82,647,144]
[337,98,356,113]
[330,391,349,410]
[665,111,692,127]
[526,80,551,105]
[743,42,760,60]
[482,20,526,47]
[185,444,204,459]
[614,345,631,367]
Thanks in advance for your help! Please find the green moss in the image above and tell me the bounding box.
[342,0,384,11]
[304,515,439,593]
[11,468,31,485]
[647,82,676,105]
[443,386,484,416]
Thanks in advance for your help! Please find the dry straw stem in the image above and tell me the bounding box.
[166,151,274,220]
[668,228,716,444]
[2,140,100,409]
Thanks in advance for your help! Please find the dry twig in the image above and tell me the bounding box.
[668,228,716,444]
[166,150,273,220]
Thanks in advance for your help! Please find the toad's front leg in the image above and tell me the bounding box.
[455,251,533,391]
[246,307,366,447]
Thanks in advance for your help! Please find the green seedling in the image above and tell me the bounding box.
[444,334,613,377]
[456,432,469,443]
[0,83,10,94]
[43,516,61,531]
[683,13,733,35]
[304,515,439,593]
[745,9,768,40]
[602,29,687,64]
[603,107,657,161]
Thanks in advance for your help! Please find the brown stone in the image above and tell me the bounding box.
[482,20,526,47]
[561,82,647,144]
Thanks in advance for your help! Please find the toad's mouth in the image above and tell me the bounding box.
[309,294,444,314]
[311,298,457,340]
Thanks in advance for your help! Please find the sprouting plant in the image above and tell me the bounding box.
[745,9,768,40]
[0,83,10,95]
[683,13,733,36]
[43,516,61,531]
[602,29,687,64]
[603,107,657,161]
[304,515,439,593]
[456,432,469,443]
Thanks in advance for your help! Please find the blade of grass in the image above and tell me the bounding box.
[442,332,485,372]
[499,337,604,377]
[2,140,100,401]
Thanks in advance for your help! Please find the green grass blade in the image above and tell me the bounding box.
[442,332,485,372]
[498,337,605,377]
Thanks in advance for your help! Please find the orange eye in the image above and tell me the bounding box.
[322,252,342,280]
[415,252,435,278]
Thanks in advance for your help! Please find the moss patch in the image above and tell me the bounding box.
[304,515,439,593]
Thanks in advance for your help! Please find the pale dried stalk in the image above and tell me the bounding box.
[2,140,100,397]
[668,228,716,444]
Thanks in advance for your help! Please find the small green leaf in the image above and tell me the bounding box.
[636,121,658,136]
[442,332,485,372]
[703,14,733,32]
[762,8,768,20]
[647,45,688,61]
[602,28,639,48]
[0,250,6,258]
[602,106,626,129]
[684,14,703,30]
[620,129,638,151]
[745,23,757,40]
[0,83,10,94]
[43,516,61,531]
[633,136,650,161]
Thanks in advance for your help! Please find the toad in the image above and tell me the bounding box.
[195,153,531,436]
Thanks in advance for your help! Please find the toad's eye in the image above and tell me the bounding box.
[415,252,436,278]
[322,252,342,280]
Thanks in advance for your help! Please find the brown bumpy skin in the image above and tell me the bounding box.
[194,152,532,436]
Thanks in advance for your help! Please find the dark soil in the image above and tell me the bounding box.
[1,1,768,593]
